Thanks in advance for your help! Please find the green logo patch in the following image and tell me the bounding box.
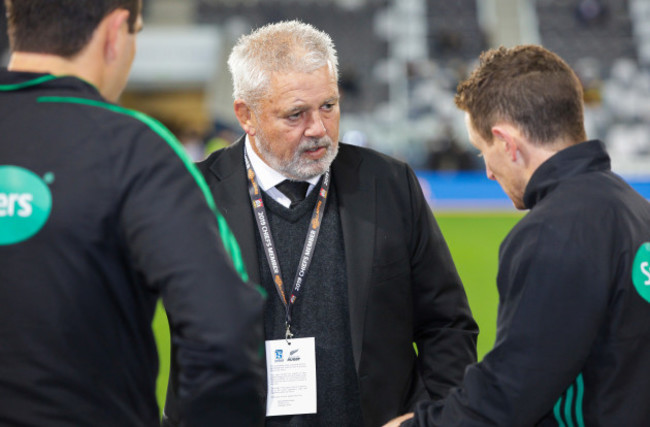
[0,166,52,245]
[632,242,650,303]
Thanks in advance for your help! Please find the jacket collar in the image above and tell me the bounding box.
[331,144,373,371]
[0,68,100,96]
[207,135,246,181]
[523,140,611,209]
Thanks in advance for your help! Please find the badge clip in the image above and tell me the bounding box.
[285,323,294,344]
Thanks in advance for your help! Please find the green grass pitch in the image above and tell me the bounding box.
[151,211,523,411]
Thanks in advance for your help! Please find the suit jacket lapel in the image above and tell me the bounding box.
[332,146,376,371]
[206,137,261,285]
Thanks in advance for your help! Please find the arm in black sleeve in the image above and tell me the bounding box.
[406,165,479,400]
[408,219,610,426]
[114,126,265,426]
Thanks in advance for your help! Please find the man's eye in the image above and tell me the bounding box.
[287,112,301,120]
[322,103,334,111]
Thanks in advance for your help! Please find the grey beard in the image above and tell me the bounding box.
[255,134,339,180]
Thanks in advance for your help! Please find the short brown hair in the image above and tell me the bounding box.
[455,45,586,145]
[5,0,140,58]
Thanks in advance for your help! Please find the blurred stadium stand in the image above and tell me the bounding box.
[1,0,648,186]
[537,0,636,72]
[196,0,390,115]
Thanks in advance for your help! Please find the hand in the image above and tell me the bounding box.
[382,412,414,427]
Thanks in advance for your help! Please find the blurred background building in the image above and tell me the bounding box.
[2,0,649,182]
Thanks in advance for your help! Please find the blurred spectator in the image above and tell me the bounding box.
[432,29,464,57]
[339,68,361,100]
[178,128,206,162]
[426,125,479,171]
[204,125,239,157]
[574,57,604,106]
[574,0,609,27]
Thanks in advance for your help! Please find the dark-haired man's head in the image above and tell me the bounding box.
[5,0,141,58]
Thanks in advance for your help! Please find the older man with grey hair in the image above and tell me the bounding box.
[164,20,478,427]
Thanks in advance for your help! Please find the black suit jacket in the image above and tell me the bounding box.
[166,137,478,426]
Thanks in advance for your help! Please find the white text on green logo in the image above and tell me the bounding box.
[632,242,650,303]
[0,166,52,245]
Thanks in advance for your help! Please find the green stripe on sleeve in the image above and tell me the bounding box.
[554,373,586,427]
[553,394,566,427]
[574,374,585,427]
[37,96,250,284]
[564,383,575,427]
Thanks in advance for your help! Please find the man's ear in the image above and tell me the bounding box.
[234,100,257,136]
[103,9,130,63]
[491,124,521,162]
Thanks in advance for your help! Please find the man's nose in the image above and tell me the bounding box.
[304,111,327,138]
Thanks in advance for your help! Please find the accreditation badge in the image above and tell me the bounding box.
[265,337,317,416]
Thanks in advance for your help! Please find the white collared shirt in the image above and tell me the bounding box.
[244,135,321,208]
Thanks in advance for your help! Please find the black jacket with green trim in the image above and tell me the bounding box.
[407,140,650,426]
[0,69,265,426]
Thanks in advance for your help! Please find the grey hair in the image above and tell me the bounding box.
[227,20,339,107]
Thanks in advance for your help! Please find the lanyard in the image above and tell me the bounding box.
[245,152,331,341]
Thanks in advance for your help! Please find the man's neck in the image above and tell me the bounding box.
[8,51,101,93]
